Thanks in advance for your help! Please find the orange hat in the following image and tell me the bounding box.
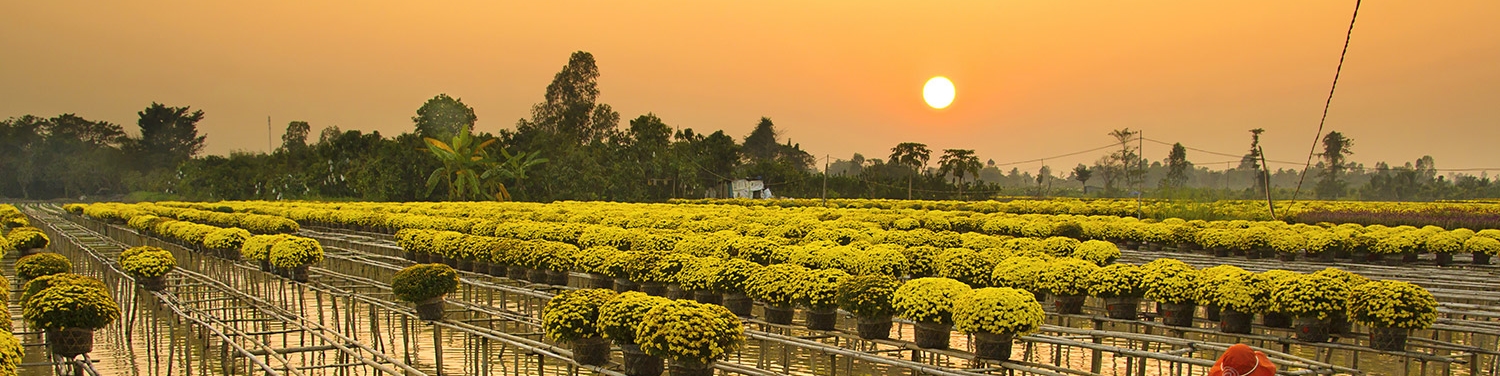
[1209,344,1276,376]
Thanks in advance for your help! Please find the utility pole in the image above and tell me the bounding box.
[267,116,272,153]
[1258,146,1276,218]
[822,154,830,207]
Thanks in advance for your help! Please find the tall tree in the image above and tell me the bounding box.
[130,103,207,171]
[1100,128,1140,193]
[1072,164,1093,192]
[517,51,620,145]
[281,121,311,152]
[1160,142,1190,191]
[888,142,931,199]
[412,94,477,141]
[937,149,982,199]
[0,116,45,198]
[742,117,781,162]
[1315,131,1353,199]
[423,126,497,201]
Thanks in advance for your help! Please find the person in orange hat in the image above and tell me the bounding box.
[1209,343,1277,376]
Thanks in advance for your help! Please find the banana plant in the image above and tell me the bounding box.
[423,128,497,201]
[483,149,548,201]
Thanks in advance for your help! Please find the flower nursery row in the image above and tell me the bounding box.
[66,202,298,235]
[68,203,325,282]
[390,225,1434,353]
[9,252,121,365]
[148,200,1500,266]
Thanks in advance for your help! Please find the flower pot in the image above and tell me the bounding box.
[415,297,445,321]
[1435,253,1453,266]
[1334,249,1352,259]
[414,253,431,264]
[1370,326,1408,352]
[1050,294,1086,315]
[1204,304,1222,321]
[723,292,753,317]
[1147,243,1163,252]
[288,265,310,282]
[1246,249,1265,260]
[527,269,549,283]
[487,263,507,277]
[443,256,459,269]
[667,359,714,376]
[972,332,1015,361]
[667,283,688,299]
[457,259,474,272]
[47,328,95,358]
[639,282,667,297]
[613,278,639,293]
[259,260,272,273]
[1316,251,1336,262]
[222,248,240,261]
[508,266,529,281]
[1329,311,1352,335]
[547,270,570,286]
[1294,316,1330,343]
[589,273,614,289]
[570,336,610,366]
[138,275,167,292]
[1103,297,1140,320]
[1277,252,1297,262]
[856,316,893,340]
[1262,312,1292,328]
[806,308,838,330]
[620,343,663,376]
[403,250,418,261]
[1401,252,1419,263]
[1159,303,1196,327]
[1213,247,1232,257]
[1475,253,1493,265]
[763,305,795,325]
[1219,308,1253,334]
[692,290,722,305]
[913,322,952,349]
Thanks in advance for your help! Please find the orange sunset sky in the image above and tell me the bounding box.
[3,1,1498,173]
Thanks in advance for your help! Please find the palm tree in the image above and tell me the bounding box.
[423,127,496,201]
[888,142,931,199]
[937,149,982,199]
[483,149,548,201]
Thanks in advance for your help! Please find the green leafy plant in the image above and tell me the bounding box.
[16,253,71,280]
[19,274,107,309]
[1037,258,1100,296]
[22,285,120,331]
[836,274,900,318]
[745,263,810,308]
[542,288,617,342]
[952,287,1045,335]
[0,330,21,374]
[391,264,459,303]
[800,268,849,311]
[268,236,324,268]
[1085,263,1146,298]
[893,277,972,325]
[636,300,745,367]
[121,249,176,278]
[1348,280,1438,329]
[1270,275,1350,320]
[6,229,48,250]
[598,292,672,344]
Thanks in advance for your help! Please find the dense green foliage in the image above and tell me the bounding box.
[391,264,459,303]
[15,253,71,280]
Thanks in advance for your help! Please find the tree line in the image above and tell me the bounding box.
[5,51,1499,202]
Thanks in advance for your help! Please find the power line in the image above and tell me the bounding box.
[1293,0,1362,200]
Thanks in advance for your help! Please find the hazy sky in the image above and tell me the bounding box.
[4,1,1498,173]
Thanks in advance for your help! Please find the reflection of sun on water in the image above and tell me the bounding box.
[923,76,955,109]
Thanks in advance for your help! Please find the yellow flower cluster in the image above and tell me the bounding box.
[119,246,176,278]
[542,288,617,342]
[952,287,1046,335]
[893,277,973,325]
[635,300,745,366]
[1348,280,1438,329]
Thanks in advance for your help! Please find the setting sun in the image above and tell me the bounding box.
[923,76,955,109]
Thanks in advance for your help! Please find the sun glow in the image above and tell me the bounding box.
[923,76,955,109]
